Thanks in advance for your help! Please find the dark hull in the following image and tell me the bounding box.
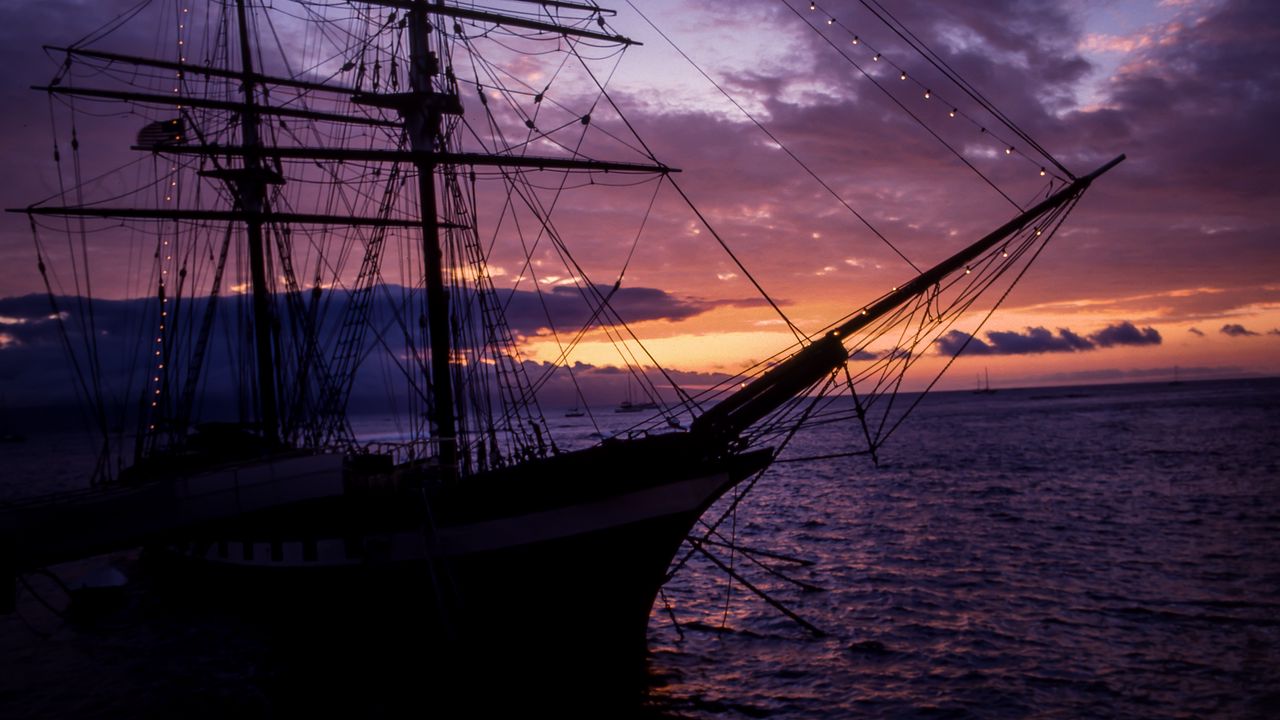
[150,433,773,686]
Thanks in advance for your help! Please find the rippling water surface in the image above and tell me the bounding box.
[2,378,1278,718]
[647,378,1280,718]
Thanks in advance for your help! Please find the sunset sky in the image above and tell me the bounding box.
[0,0,1277,410]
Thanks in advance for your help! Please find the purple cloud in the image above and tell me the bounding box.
[935,321,1162,356]
[1220,323,1260,337]
[0,284,740,408]
[935,327,1091,356]
[1090,321,1161,348]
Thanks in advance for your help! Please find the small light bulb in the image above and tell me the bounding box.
[809,1,815,9]
[828,18,835,25]
[873,53,880,62]
[949,108,957,118]
[1040,167,1047,176]
[851,36,859,45]
[965,266,972,274]
[1035,228,1042,236]
[924,89,931,99]
[900,70,907,80]
[1005,146,1013,155]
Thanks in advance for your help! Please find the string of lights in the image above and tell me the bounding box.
[804,1,1066,186]
[146,1,191,435]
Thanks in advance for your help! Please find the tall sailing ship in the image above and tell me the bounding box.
[3,0,1119,680]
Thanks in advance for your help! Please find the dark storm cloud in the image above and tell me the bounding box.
[0,284,734,407]
[1220,323,1260,337]
[934,321,1162,356]
[1090,321,1161,348]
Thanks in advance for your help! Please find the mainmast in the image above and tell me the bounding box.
[230,0,281,445]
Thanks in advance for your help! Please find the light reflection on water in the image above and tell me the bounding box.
[1,378,1278,718]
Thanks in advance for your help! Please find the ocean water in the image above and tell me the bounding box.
[1,378,1278,718]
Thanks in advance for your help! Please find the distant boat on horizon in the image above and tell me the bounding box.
[615,374,659,413]
[973,368,997,395]
[614,400,659,414]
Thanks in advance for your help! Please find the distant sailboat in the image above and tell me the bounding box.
[0,394,24,444]
[615,374,658,413]
[973,368,997,394]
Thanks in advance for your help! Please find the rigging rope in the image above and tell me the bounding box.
[859,0,1073,179]
[783,1,1024,211]
[627,0,922,274]
[563,36,806,343]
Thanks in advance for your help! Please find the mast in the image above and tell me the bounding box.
[408,3,459,475]
[233,0,280,445]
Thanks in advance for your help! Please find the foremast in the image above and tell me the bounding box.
[231,0,281,447]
